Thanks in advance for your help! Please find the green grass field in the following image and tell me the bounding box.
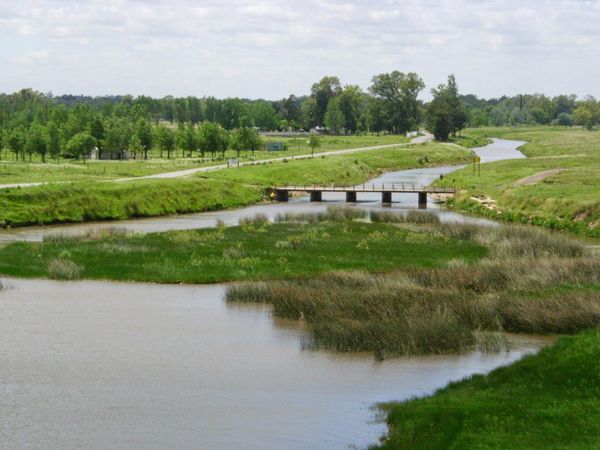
[0,218,485,283]
[376,329,600,449]
[438,127,600,238]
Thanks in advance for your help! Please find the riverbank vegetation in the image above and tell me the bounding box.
[0,179,260,227]
[229,215,598,357]
[375,329,600,449]
[439,127,600,238]
[0,209,486,282]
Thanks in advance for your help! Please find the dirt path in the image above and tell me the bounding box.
[514,169,562,186]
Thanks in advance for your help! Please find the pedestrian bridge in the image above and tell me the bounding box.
[274,183,455,208]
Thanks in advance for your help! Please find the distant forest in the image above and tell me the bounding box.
[0,72,598,160]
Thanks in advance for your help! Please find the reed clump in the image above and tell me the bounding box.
[47,258,84,280]
[370,210,441,225]
[275,205,367,223]
[227,221,599,358]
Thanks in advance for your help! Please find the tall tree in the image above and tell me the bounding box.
[198,122,229,158]
[370,71,425,133]
[324,98,344,134]
[310,76,342,126]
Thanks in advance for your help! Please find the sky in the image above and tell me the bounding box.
[1,0,599,100]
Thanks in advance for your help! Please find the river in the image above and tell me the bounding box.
[0,139,534,449]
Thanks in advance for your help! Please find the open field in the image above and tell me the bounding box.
[376,329,600,449]
[438,127,600,238]
[0,143,471,228]
[0,211,486,283]
[0,134,409,184]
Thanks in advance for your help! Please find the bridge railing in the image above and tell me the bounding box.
[274,183,455,193]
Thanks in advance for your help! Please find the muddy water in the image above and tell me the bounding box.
[0,138,533,449]
[0,138,525,243]
[0,278,549,450]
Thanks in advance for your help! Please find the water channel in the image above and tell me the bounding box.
[0,139,536,449]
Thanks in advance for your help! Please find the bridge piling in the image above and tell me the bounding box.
[418,192,427,209]
[382,191,392,204]
[345,191,357,202]
[275,190,289,202]
[310,191,322,202]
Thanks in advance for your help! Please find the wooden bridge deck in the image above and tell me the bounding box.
[275,183,455,194]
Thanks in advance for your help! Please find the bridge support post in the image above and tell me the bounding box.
[310,191,322,202]
[275,190,289,202]
[418,192,427,209]
[382,191,392,204]
[345,191,357,203]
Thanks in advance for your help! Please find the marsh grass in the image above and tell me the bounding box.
[275,205,367,223]
[47,258,84,280]
[370,210,441,225]
[227,222,598,358]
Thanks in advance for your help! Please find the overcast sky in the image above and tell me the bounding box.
[1,0,599,100]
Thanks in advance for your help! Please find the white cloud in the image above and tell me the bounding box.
[0,0,599,98]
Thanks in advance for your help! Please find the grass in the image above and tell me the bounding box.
[375,329,600,449]
[0,134,409,184]
[438,126,600,238]
[448,133,493,148]
[202,143,472,187]
[227,222,598,358]
[0,212,486,283]
[0,143,471,228]
[0,178,260,227]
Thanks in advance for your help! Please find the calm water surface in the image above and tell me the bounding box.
[0,278,549,450]
[0,139,534,449]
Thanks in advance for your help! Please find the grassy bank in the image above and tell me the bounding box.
[0,143,471,228]
[203,143,471,187]
[438,126,600,238]
[228,214,599,357]
[0,178,260,227]
[0,210,485,282]
[375,329,600,449]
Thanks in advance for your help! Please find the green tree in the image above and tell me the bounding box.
[154,124,176,158]
[135,119,154,159]
[311,76,342,125]
[177,123,198,157]
[230,126,263,158]
[66,132,97,159]
[309,135,321,158]
[300,97,318,130]
[338,85,364,133]
[370,71,425,134]
[7,126,26,160]
[46,121,62,159]
[324,98,344,134]
[198,122,229,158]
[25,124,48,162]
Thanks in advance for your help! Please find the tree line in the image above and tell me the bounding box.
[0,71,598,162]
